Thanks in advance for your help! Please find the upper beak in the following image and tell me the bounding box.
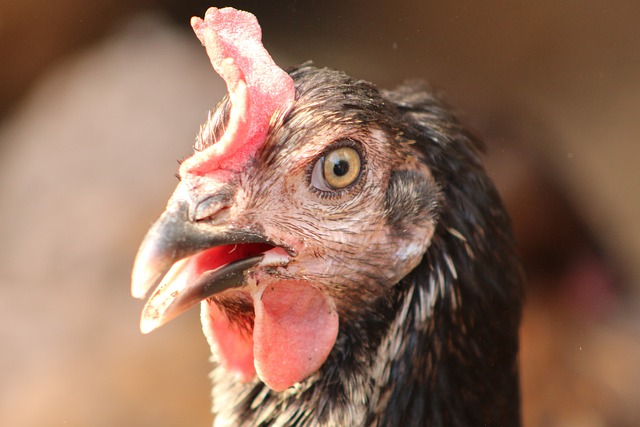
[131,197,280,333]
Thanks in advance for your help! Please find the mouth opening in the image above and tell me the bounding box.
[190,242,275,275]
[139,242,282,334]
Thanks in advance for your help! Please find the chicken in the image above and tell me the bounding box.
[131,7,523,427]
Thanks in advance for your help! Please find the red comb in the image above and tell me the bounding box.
[181,7,295,177]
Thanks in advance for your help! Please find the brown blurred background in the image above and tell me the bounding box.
[1,1,638,426]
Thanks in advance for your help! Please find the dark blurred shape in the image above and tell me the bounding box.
[0,0,146,119]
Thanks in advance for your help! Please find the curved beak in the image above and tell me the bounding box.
[131,198,279,333]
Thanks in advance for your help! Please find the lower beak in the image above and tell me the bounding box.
[131,200,277,333]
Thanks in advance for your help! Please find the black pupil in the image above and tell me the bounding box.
[333,159,349,177]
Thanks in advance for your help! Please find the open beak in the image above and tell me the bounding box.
[132,185,340,392]
[131,198,288,334]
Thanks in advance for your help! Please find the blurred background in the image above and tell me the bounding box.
[1,1,638,426]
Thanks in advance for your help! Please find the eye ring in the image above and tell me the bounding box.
[310,140,364,193]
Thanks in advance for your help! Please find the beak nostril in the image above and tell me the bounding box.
[194,202,230,223]
[192,193,233,222]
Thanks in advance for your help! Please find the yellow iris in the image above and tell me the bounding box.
[323,147,361,189]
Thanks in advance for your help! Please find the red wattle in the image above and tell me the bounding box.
[252,281,339,391]
[202,301,255,382]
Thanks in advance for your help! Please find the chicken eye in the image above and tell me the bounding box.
[311,146,362,191]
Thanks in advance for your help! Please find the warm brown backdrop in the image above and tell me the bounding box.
[1,1,638,426]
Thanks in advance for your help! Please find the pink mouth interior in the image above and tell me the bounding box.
[190,242,275,275]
